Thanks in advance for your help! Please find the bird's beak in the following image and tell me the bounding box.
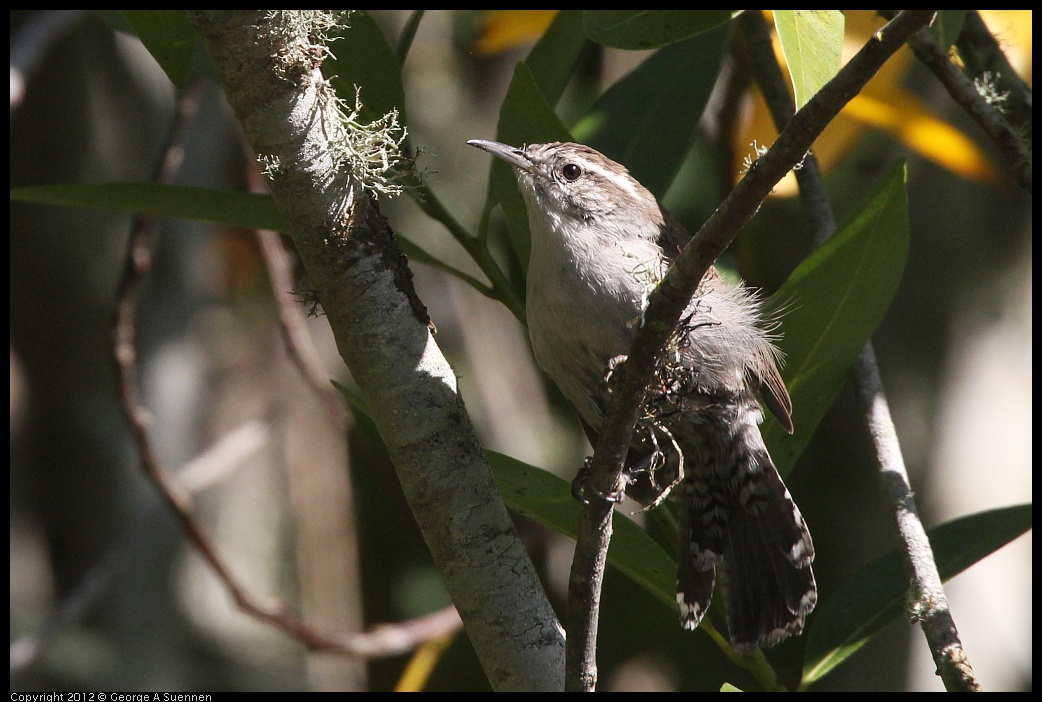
[467,139,535,173]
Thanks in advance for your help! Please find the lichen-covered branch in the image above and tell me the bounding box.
[188,11,564,691]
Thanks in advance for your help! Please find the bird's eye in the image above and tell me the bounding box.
[561,163,582,181]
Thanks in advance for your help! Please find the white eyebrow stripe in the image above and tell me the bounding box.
[579,159,641,199]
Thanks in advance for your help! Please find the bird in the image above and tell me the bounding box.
[468,139,816,653]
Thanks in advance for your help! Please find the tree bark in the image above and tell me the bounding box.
[190,11,565,691]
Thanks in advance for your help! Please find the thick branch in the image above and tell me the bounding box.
[189,11,564,691]
[566,10,937,691]
[111,78,465,664]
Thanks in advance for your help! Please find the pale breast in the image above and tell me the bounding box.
[525,238,661,429]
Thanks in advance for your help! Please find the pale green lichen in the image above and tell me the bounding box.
[973,70,1010,112]
[258,11,410,210]
[263,10,352,47]
[319,84,409,201]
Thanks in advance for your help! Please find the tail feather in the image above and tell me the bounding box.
[676,487,717,629]
[674,425,816,652]
[723,490,816,653]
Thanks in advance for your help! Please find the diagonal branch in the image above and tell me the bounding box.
[900,15,1031,193]
[565,10,938,692]
[188,11,564,690]
[111,78,466,662]
[244,154,353,432]
[954,11,1032,143]
[852,346,981,691]
[741,10,981,692]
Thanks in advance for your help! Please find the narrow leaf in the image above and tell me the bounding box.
[763,161,909,476]
[11,183,283,231]
[11,182,494,294]
[335,382,680,612]
[395,9,425,65]
[488,63,572,270]
[523,10,587,106]
[584,10,739,50]
[477,11,588,271]
[124,10,198,87]
[326,11,407,124]
[774,10,844,111]
[801,504,1033,686]
[473,13,592,275]
[573,24,729,199]
[930,10,967,50]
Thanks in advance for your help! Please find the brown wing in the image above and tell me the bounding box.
[655,203,792,433]
[656,209,692,258]
[757,357,793,434]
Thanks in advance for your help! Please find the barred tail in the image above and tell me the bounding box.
[722,461,816,653]
[676,425,816,653]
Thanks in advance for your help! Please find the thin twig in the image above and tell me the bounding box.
[853,345,981,691]
[11,419,267,674]
[10,548,119,675]
[255,226,351,432]
[902,17,1031,193]
[247,165,355,434]
[739,12,837,244]
[565,11,938,691]
[699,32,753,201]
[178,419,271,493]
[740,10,981,692]
[409,180,527,322]
[243,155,351,431]
[112,80,463,660]
[954,11,1032,142]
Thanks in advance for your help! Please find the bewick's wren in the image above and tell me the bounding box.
[468,139,816,654]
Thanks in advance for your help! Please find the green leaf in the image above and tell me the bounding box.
[326,11,407,125]
[335,381,679,613]
[395,9,426,66]
[773,10,844,111]
[10,183,283,231]
[584,10,739,50]
[525,10,588,107]
[477,12,588,273]
[10,182,285,231]
[124,10,198,87]
[488,63,572,271]
[801,504,1033,686]
[10,181,492,295]
[930,10,967,51]
[763,161,909,476]
[573,24,729,199]
[488,452,677,610]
